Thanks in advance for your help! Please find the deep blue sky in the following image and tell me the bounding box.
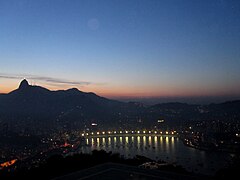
[0,0,240,102]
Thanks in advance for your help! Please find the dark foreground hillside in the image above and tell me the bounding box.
[0,150,211,180]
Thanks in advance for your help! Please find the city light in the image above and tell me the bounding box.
[0,159,17,169]
[158,119,164,123]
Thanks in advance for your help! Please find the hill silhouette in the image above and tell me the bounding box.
[0,79,239,133]
[0,79,127,131]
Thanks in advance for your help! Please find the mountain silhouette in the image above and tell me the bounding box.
[0,79,239,133]
[0,79,128,132]
[18,79,29,89]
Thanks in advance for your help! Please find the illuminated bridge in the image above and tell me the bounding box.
[80,130,178,138]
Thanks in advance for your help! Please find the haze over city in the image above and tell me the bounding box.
[1,0,240,103]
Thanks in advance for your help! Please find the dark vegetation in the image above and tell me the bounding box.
[214,155,240,180]
[0,150,188,180]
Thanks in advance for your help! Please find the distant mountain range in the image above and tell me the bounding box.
[0,79,239,133]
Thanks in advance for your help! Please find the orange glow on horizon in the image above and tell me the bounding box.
[1,79,239,99]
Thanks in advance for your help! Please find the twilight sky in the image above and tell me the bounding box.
[0,0,240,101]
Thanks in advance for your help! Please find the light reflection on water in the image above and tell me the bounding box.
[79,135,232,176]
